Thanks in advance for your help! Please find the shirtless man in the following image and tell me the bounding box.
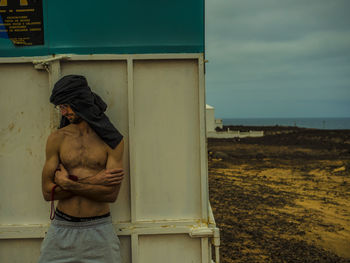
[38,75,124,263]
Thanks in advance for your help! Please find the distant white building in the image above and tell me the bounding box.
[206,105,264,138]
[206,104,223,132]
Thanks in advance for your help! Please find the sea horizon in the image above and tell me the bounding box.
[221,117,350,130]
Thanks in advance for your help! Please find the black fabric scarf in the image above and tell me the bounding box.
[50,75,123,149]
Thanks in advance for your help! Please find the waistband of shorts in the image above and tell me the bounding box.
[51,215,113,228]
[55,208,111,222]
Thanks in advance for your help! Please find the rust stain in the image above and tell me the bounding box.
[26,147,33,156]
[17,128,21,133]
[8,123,15,131]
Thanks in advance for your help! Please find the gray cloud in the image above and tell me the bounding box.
[205,0,350,118]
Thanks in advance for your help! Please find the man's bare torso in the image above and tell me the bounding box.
[57,125,110,217]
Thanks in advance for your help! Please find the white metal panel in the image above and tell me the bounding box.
[0,239,42,263]
[0,54,218,263]
[60,61,130,222]
[119,236,132,263]
[0,237,131,263]
[0,64,50,224]
[133,60,201,221]
[198,56,209,221]
[127,58,137,225]
[138,234,201,263]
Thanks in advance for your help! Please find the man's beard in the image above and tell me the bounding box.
[68,115,83,124]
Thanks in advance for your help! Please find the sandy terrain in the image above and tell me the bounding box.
[208,126,350,263]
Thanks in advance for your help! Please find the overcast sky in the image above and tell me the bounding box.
[205,0,350,118]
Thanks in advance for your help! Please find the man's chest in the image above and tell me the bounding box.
[59,134,108,170]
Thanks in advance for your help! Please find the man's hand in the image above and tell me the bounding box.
[80,168,124,186]
[54,164,72,190]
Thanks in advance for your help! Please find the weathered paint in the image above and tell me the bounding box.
[0,54,219,263]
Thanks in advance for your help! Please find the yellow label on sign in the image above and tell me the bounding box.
[0,0,28,7]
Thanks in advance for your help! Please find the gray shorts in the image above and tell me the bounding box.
[38,216,121,263]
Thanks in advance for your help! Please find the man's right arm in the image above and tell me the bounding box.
[42,132,74,201]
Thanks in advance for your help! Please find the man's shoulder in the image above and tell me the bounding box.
[46,127,69,145]
[49,125,75,137]
[45,129,65,154]
[107,138,124,157]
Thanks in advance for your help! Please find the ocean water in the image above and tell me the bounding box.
[222,118,350,130]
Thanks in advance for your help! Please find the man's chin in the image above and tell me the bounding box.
[69,117,83,124]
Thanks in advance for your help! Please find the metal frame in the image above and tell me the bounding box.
[0,53,219,263]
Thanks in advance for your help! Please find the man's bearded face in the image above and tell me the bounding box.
[56,104,83,124]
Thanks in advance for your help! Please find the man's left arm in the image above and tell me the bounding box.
[55,140,124,202]
[102,138,125,201]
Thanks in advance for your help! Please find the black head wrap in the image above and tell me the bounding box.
[50,75,123,149]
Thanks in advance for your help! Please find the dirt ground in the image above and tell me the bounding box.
[208,126,350,263]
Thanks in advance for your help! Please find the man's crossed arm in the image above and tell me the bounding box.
[41,132,124,203]
[54,165,124,202]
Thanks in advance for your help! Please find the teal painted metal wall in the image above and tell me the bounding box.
[0,0,204,57]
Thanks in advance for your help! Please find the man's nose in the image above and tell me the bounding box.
[60,108,68,115]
